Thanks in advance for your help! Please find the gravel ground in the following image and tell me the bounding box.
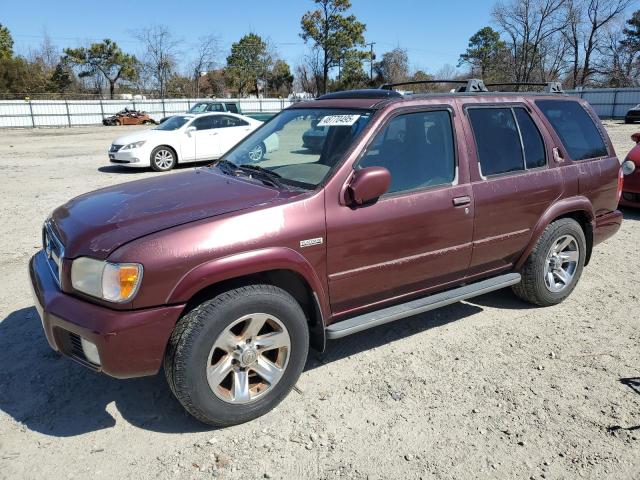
[0,121,639,480]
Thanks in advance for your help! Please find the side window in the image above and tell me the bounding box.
[207,103,224,112]
[468,108,524,176]
[357,110,456,194]
[514,108,546,169]
[218,115,248,128]
[192,116,214,131]
[535,100,608,160]
[225,103,239,113]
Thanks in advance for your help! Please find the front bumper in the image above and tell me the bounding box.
[593,210,623,246]
[108,148,148,167]
[620,171,640,208]
[29,250,184,378]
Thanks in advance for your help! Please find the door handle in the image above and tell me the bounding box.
[452,196,471,206]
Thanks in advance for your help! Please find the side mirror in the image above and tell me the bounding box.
[185,126,196,136]
[346,167,391,206]
[631,132,640,144]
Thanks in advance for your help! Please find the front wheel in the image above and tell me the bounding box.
[513,218,586,306]
[150,146,176,172]
[164,285,309,426]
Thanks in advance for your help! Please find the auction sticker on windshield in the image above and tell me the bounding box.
[317,114,361,127]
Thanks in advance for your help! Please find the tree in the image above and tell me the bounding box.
[374,47,409,85]
[338,49,369,89]
[134,25,181,98]
[300,0,366,93]
[492,0,569,85]
[190,34,220,97]
[269,59,294,96]
[64,39,138,99]
[295,51,323,96]
[225,33,272,97]
[0,23,13,60]
[622,9,640,51]
[458,27,509,80]
[579,0,634,85]
[49,61,75,94]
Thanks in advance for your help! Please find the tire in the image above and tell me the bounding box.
[142,120,152,125]
[150,146,176,172]
[512,218,586,307]
[114,119,121,126]
[164,284,309,427]
[247,142,266,163]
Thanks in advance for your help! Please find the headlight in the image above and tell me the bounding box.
[71,257,143,302]
[121,140,146,150]
[622,159,636,176]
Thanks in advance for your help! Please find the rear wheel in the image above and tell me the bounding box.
[164,285,309,426]
[150,146,176,172]
[513,218,586,306]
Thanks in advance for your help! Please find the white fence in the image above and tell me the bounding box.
[567,88,640,119]
[0,98,295,128]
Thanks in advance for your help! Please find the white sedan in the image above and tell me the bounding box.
[108,112,278,171]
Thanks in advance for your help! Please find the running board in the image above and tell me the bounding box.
[325,273,521,339]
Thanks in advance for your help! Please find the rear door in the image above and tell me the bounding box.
[461,102,563,275]
[216,115,253,154]
[325,106,474,315]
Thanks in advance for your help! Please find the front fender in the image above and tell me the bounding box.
[514,196,595,270]
[166,246,330,322]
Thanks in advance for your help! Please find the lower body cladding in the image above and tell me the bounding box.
[29,250,184,378]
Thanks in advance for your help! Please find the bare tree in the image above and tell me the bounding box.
[492,0,569,85]
[579,0,634,85]
[294,51,323,96]
[189,34,219,97]
[133,25,181,98]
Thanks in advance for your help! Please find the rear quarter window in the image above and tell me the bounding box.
[535,100,608,160]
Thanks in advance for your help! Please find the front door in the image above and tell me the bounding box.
[190,116,222,161]
[325,108,474,315]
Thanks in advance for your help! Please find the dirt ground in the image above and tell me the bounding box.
[0,121,639,480]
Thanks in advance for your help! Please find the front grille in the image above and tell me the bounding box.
[110,144,123,152]
[43,221,64,287]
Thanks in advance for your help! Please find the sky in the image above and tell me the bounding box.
[2,0,637,76]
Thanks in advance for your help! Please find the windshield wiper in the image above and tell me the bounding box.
[212,160,285,189]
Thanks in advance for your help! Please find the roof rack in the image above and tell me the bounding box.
[484,81,564,93]
[380,79,488,93]
[317,89,403,100]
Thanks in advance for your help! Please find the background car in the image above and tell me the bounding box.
[108,112,278,171]
[103,108,157,126]
[625,104,640,124]
[159,100,275,124]
[620,132,640,207]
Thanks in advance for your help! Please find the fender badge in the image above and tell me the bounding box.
[300,237,323,248]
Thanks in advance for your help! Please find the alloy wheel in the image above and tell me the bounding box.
[206,313,291,404]
[154,149,174,170]
[544,234,579,293]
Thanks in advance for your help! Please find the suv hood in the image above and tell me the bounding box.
[50,169,281,258]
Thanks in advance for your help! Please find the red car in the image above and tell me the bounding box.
[30,81,624,426]
[620,132,640,207]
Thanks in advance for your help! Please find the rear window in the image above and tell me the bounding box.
[535,100,608,160]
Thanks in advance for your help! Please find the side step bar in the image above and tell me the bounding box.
[325,273,521,339]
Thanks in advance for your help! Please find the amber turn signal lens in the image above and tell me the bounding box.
[102,262,143,302]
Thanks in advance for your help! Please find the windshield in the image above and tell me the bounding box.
[155,116,191,131]
[188,103,211,113]
[222,108,373,188]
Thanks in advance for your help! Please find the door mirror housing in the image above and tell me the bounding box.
[631,132,640,144]
[185,126,196,136]
[346,167,391,206]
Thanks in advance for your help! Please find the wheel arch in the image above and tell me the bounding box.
[515,197,595,270]
[168,248,329,352]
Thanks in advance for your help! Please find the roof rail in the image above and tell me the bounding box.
[380,79,488,93]
[317,89,403,100]
[484,81,564,94]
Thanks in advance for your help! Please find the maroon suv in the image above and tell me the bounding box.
[29,81,623,426]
